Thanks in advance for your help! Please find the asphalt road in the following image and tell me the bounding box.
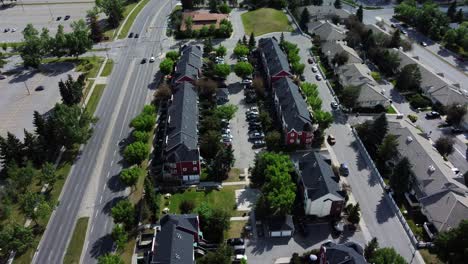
[31,1,176,263]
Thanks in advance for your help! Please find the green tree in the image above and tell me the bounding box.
[447,1,457,21]
[111,199,135,228]
[234,61,253,78]
[434,136,455,157]
[347,203,360,225]
[251,152,294,187]
[265,131,281,151]
[203,37,213,53]
[214,63,231,79]
[20,24,44,68]
[262,164,296,216]
[210,145,235,181]
[0,132,25,166]
[215,104,238,120]
[50,103,95,149]
[233,44,249,57]
[218,3,231,14]
[390,157,414,197]
[371,247,407,264]
[208,0,218,12]
[154,83,172,101]
[331,51,349,66]
[395,64,421,92]
[364,237,379,260]
[198,244,232,264]
[7,162,35,193]
[97,254,124,264]
[340,85,361,109]
[120,166,142,188]
[96,0,125,28]
[200,130,222,160]
[356,5,363,23]
[39,162,58,188]
[196,203,231,242]
[0,52,7,69]
[181,0,194,9]
[123,142,149,165]
[159,58,174,75]
[66,19,93,57]
[334,0,341,9]
[34,200,52,225]
[445,103,467,126]
[52,24,67,57]
[216,45,227,57]
[455,8,464,23]
[434,219,468,263]
[87,7,103,42]
[248,32,256,51]
[19,191,43,218]
[111,224,128,251]
[179,200,195,214]
[314,110,333,130]
[40,28,53,54]
[377,134,398,168]
[299,8,310,30]
[291,62,305,75]
[166,50,180,61]
[390,29,401,48]
[0,224,33,254]
[132,130,149,143]
[130,113,156,132]
[59,74,86,106]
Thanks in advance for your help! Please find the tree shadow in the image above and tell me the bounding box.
[8,69,38,84]
[107,174,126,193]
[90,233,114,258]
[41,62,76,76]
[102,195,126,215]
[375,194,396,224]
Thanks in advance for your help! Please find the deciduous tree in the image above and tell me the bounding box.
[356,5,363,23]
[435,136,455,157]
[215,104,238,120]
[233,44,249,57]
[159,58,174,75]
[395,64,421,92]
[111,199,135,228]
[445,103,467,126]
[390,157,414,197]
[59,74,86,106]
[111,224,128,251]
[0,224,33,254]
[96,0,125,28]
[434,219,468,263]
[234,61,253,78]
[214,63,231,79]
[39,162,58,188]
[123,142,149,165]
[371,247,407,264]
[120,166,141,188]
[97,254,124,264]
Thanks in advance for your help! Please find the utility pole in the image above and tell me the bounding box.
[23,81,31,95]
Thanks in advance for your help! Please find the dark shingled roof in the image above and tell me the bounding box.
[268,215,294,231]
[296,151,343,202]
[174,45,203,82]
[258,37,291,77]
[273,78,313,132]
[165,82,199,162]
[152,214,198,264]
[322,241,367,264]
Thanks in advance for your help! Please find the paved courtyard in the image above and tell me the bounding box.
[0,62,79,138]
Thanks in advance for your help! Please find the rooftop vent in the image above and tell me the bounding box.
[175,253,180,259]
[176,233,182,239]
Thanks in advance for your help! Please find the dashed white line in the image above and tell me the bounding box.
[454,147,466,159]
[102,185,106,191]
[95,211,98,218]
[107,171,111,178]
[99,195,103,203]
[90,224,94,233]
[104,221,108,230]
[110,159,114,166]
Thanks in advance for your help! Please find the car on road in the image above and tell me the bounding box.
[135,33,139,38]
[253,140,266,148]
[300,75,306,81]
[0,75,6,80]
[241,79,253,85]
[149,56,155,62]
[311,65,318,73]
[451,127,463,134]
[56,16,62,21]
[327,134,336,145]
[227,238,244,246]
[64,15,71,20]
[35,86,45,91]
[308,58,313,64]
[331,101,338,109]
[315,74,322,81]
[400,29,408,35]
[129,32,134,38]
[420,41,428,47]
[141,58,147,64]
[4,28,10,32]
[339,163,349,176]
[11,28,16,32]
[425,111,440,119]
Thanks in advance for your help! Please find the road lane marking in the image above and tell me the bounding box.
[90,224,94,233]
[454,147,466,159]
[95,211,98,218]
[102,185,106,191]
[99,195,103,204]
[107,171,111,178]
[113,150,117,156]
[111,159,114,166]
[104,221,108,230]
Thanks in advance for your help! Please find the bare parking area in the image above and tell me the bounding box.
[0,62,79,138]
[0,2,93,43]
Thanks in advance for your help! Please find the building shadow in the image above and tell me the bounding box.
[375,194,396,224]
[90,233,114,258]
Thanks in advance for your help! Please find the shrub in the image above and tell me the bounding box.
[124,142,150,165]
[371,71,382,82]
[179,200,195,214]
[407,94,432,109]
[130,113,155,132]
[132,130,150,142]
[407,114,418,123]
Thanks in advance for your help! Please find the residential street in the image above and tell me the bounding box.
[31,1,177,263]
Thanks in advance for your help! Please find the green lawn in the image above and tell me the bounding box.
[118,0,151,39]
[225,168,242,182]
[100,59,114,77]
[63,217,89,264]
[420,249,444,264]
[85,84,106,116]
[241,8,293,36]
[226,220,248,239]
[42,56,104,79]
[386,105,397,114]
[160,186,238,215]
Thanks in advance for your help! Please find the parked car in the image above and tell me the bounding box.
[222,128,231,134]
[425,111,440,119]
[4,28,10,32]
[0,75,6,80]
[249,132,264,140]
[339,163,349,176]
[56,16,62,21]
[253,140,266,148]
[332,220,345,235]
[327,134,336,145]
[300,75,306,81]
[129,32,134,38]
[420,41,427,47]
[35,86,45,91]
[234,247,245,255]
[64,15,71,20]
[135,33,139,38]
[227,238,244,246]
[249,106,258,112]
[311,66,318,73]
[222,133,233,139]
[239,56,248,62]
[400,29,408,35]
[149,56,155,63]
[315,74,322,81]
[451,127,463,134]
[308,58,313,64]
[247,109,259,115]
[241,79,253,85]
[141,58,147,64]
[330,101,338,109]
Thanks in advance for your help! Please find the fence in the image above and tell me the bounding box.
[351,128,420,247]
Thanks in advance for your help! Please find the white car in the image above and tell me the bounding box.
[315,74,322,81]
[311,66,318,73]
[241,79,252,84]
[222,133,233,139]
[149,56,155,62]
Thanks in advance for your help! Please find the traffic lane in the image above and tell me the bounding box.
[329,123,422,263]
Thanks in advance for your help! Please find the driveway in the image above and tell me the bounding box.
[245,222,366,264]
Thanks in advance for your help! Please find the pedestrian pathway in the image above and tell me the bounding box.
[230,216,249,221]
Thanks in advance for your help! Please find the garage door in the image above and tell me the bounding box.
[270,231,282,237]
[281,231,292,237]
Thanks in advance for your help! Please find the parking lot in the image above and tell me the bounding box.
[0,62,79,138]
[0,2,93,43]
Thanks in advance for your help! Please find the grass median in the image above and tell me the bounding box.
[100,59,114,77]
[85,84,106,116]
[63,217,90,264]
[241,8,293,36]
